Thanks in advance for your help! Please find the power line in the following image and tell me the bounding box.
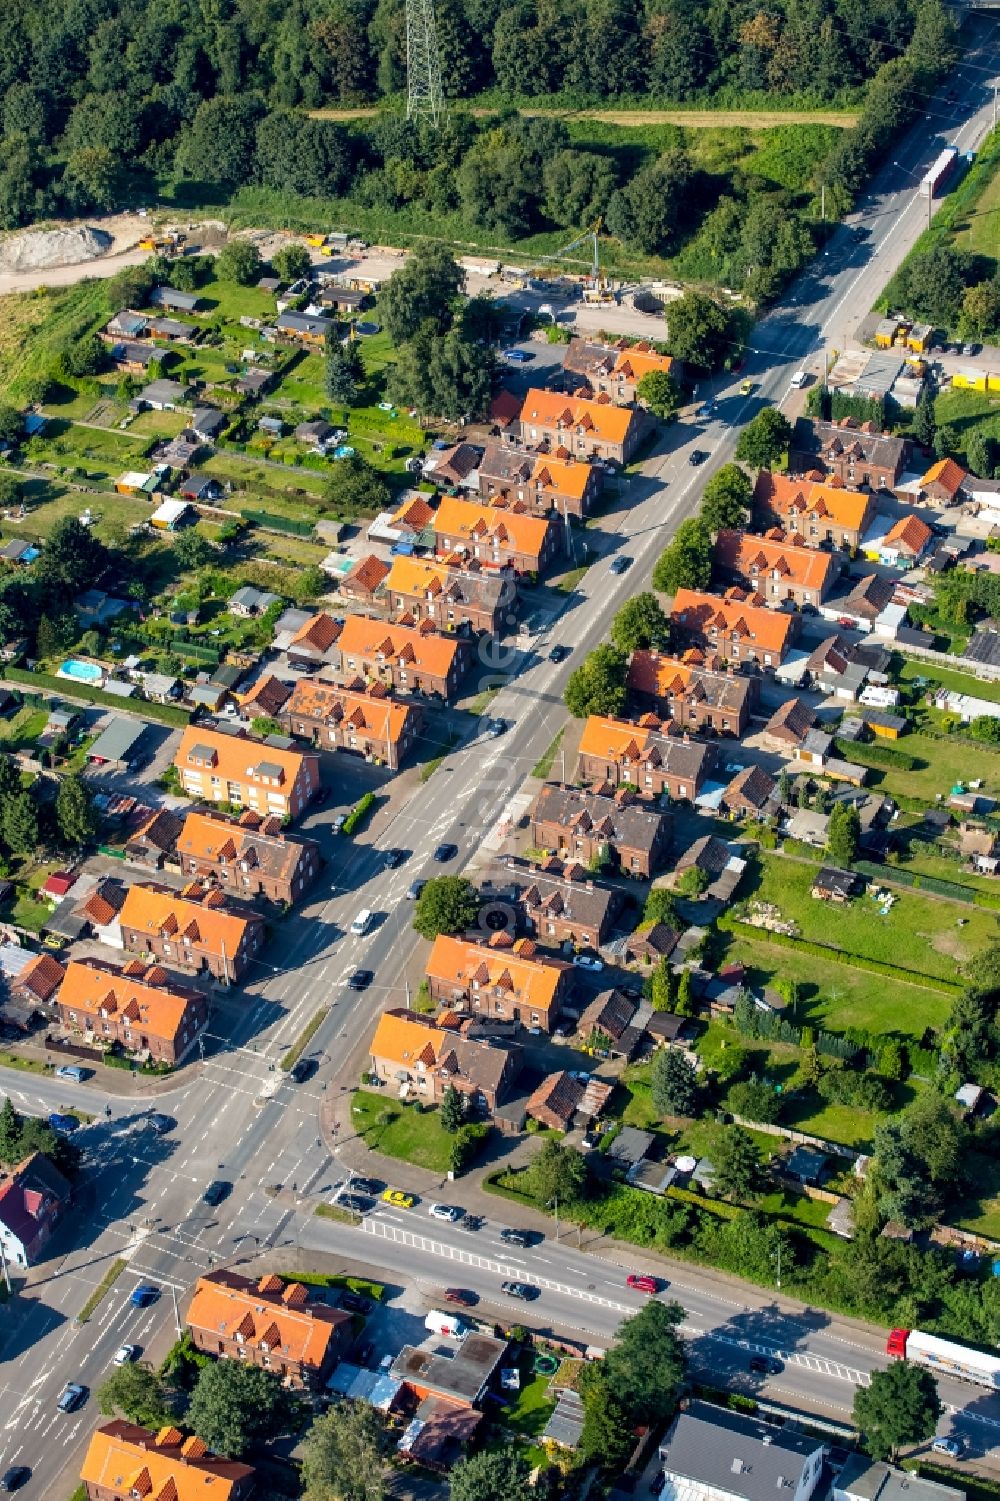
[407,0,444,128]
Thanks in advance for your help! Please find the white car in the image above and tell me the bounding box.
[931,1438,962,1459]
[573,953,604,971]
[113,1345,138,1367]
[429,1203,461,1222]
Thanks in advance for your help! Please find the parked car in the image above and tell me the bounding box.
[503,348,531,363]
[406,880,427,901]
[688,449,708,465]
[749,1355,782,1375]
[433,843,458,862]
[338,1290,373,1314]
[202,1181,231,1206]
[331,813,348,833]
[501,1280,537,1300]
[48,1113,79,1134]
[383,1189,415,1209]
[350,1177,383,1196]
[444,1288,478,1306]
[113,1344,138,1366]
[429,1203,461,1222]
[56,1384,86,1413]
[549,644,571,663]
[499,1228,532,1248]
[625,1273,660,1294]
[55,1065,87,1083]
[572,952,604,971]
[289,1058,317,1083]
[130,1285,159,1308]
[610,555,633,575]
[348,969,374,991]
[0,1467,30,1492]
[931,1438,963,1459]
[337,1192,374,1214]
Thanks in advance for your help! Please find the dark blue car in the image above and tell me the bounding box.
[48,1113,79,1134]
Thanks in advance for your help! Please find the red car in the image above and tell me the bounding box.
[444,1288,477,1307]
[626,1274,660,1295]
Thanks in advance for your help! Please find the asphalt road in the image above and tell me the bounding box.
[4,30,1000,1494]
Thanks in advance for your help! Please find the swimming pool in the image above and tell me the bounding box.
[58,659,104,685]
[333,444,356,459]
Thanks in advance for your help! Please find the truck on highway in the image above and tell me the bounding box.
[919,147,959,200]
[887,1328,1000,1389]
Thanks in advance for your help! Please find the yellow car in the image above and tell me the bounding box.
[382,1189,415,1209]
[740,378,754,396]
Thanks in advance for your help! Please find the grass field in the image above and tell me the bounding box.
[933,389,1000,467]
[737,851,998,986]
[0,481,155,543]
[350,1089,453,1173]
[846,728,1000,804]
[898,656,1000,707]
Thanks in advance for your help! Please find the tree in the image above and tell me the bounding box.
[606,150,692,255]
[0,405,24,446]
[579,1369,633,1468]
[967,431,996,482]
[700,464,753,533]
[651,1047,697,1116]
[378,243,463,344]
[176,95,265,185]
[325,340,364,405]
[450,1448,532,1501]
[273,243,313,282]
[300,1400,390,1501]
[675,969,697,1018]
[56,774,99,847]
[876,1039,905,1082]
[666,291,731,370]
[529,1136,587,1208]
[36,517,107,601]
[62,145,120,211]
[728,1078,782,1125]
[959,280,1000,341]
[911,385,937,449]
[412,876,479,939]
[934,424,959,460]
[652,518,712,594]
[98,1362,175,1429]
[323,454,391,520]
[173,529,214,569]
[564,644,628,718]
[650,957,676,1014]
[610,592,671,654]
[0,1096,22,1163]
[600,1300,686,1425]
[713,1126,765,1202]
[895,243,975,329]
[386,324,492,421]
[637,370,681,422]
[970,715,1000,744]
[543,149,617,229]
[186,1359,302,1459]
[440,1084,466,1134]
[3,791,39,855]
[853,1362,941,1462]
[217,239,263,286]
[735,407,793,469]
[826,801,860,866]
[676,865,710,897]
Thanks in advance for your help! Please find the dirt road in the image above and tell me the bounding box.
[309,105,858,128]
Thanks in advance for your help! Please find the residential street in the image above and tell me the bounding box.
[3,28,1000,1496]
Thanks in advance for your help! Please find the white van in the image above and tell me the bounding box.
[350,908,374,937]
[789,369,808,389]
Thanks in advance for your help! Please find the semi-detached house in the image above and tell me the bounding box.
[714,529,837,609]
[281,678,422,770]
[185,1269,352,1389]
[433,495,558,576]
[670,588,800,671]
[53,957,208,1065]
[530,781,673,879]
[334,615,473,700]
[562,337,679,403]
[627,651,757,737]
[174,726,319,821]
[425,933,571,1032]
[577,714,716,800]
[175,808,321,905]
[384,555,518,637]
[119,882,264,984]
[477,443,603,520]
[753,472,877,552]
[518,388,649,464]
[80,1422,255,1501]
[368,1008,522,1116]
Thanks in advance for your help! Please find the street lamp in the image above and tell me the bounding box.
[893,160,931,231]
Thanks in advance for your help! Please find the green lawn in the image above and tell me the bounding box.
[844,729,1000,804]
[25,420,151,480]
[933,389,1000,468]
[2,481,159,545]
[0,705,48,749]
[503,1372,556,1438]
[349,1089,454,1173]
[737,851,999,985]
[952,1150,1000,1239]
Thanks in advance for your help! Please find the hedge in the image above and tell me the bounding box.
[727,919,962,994]
[854,858,1000,910]
[239,507,315,537]
[3,667,192,726]
[341,791,376,836]
[834,737,918,770]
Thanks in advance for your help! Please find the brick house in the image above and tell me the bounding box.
[341,554,391,604]
[123,808,185,869]
[920,457,968,505]
[753,472,877,551]
[761,696,817,754]
[176,809,321,905]
[714,529,837,608]
[286,611,343,669]
[119,882,265,984]
[425,934,571,1032]
[720,765,780,819]
[423,441,483,490]
[577,714,716,801]
[518,388,650,464]
[477,443,603,520]
[53,957,208,1065]
[0,1151,70,1268]
[479,856,623,950]
[670,589,800,671]
[185,1269,352,1389]
[174,726,319,821]
[333,616,473,700]
[789,416,909,491]
[627,651,757,737]
[433,495,558,576]
[238,674,292,723]
[281,678,422,770]
[80,1422,255,1501]
[384,555,518,637]
[562,338,679,403]
[529,782,673,878]
[368,1009,522,1115]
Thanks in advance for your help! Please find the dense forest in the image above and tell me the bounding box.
[0,0,960,291]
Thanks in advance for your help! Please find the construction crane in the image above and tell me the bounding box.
[532,219,615,305]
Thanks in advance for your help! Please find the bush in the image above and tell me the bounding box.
[341,792,376,836]
[726,919,962,994]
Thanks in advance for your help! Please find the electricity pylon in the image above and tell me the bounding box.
[406,0,444,127]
